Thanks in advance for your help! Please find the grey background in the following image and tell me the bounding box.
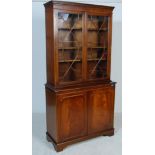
[32,0,122,113]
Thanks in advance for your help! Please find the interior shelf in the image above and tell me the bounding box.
[59,58,106,63]
[58,47,82,50]
[59,59,82,63]
[58,28,82,30]
[58,28,108,31]
[88,28,108,31]
[88,46,107,49]
[88,58,106,61]
[58,46,106,50]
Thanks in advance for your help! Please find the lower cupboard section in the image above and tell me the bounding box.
[45,83,115,144]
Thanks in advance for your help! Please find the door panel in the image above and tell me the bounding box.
[57,12,84,84]
[86,14,109,80]
[88,87,114,134]
[58,93,87,141]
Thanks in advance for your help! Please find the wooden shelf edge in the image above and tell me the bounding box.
[58,58,107,63]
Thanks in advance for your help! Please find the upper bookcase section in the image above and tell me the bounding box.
[44,0,114,13]
[44,0,114,86]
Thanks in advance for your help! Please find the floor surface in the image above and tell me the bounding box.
[32,113,122,155]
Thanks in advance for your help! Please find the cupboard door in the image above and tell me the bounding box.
[88,86,115,134]
[86,14,110,80]
[58,93,87,141]
[57,12,84,84]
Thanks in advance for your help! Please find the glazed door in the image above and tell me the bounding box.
[86,13,111,80]
[56,11,84,84]
[58,92,87,141]
[88,86,115,134]
[56,11,112,84]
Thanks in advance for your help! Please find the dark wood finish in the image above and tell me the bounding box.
[45,82,116,151]
[88,86,115,134]
[44,0,116,152]
[57,92,87,141]
[46,128,114,152]
[45,5,54,84]
[45,89,57,142]
[44,1,114,86]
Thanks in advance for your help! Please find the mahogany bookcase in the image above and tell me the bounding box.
[44,0,116,152]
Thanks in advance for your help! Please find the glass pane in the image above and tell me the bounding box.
[58,12,83,83]
[87,15,109,80]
